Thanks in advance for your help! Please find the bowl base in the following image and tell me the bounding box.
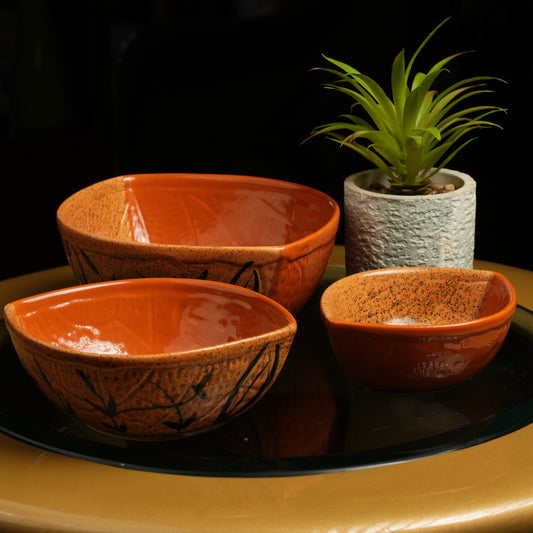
[84,420,227,442]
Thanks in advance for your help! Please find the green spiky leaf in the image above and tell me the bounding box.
[306,17,505,194]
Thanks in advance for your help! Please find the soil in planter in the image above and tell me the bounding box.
[367,182,457,195]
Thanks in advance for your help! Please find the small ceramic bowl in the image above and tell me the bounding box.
[320,267,517,391]
[4,278,297,440]
[57,173,339,313]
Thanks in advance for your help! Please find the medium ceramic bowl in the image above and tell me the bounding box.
[57,173,339,313]
[320,267,517,391]
[4,278,297,440]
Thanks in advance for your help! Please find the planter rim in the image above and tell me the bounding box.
[345,168,476,201]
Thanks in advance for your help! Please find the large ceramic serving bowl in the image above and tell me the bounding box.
[3,278,297,440]
[57,173,339,313]
[320,267,517,391]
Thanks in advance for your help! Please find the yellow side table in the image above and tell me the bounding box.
[1,248,533,532]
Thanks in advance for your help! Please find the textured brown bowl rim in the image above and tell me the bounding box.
[320,267,517,336]
[56,173,340,255]
[4,277,297,366]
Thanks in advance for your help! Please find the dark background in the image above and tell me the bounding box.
[0,0,531,281]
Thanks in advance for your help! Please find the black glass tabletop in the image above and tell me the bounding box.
[1,266,533,477]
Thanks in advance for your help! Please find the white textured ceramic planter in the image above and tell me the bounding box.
[344,168,476,274]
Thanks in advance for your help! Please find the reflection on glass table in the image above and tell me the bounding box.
[1,265,533,477]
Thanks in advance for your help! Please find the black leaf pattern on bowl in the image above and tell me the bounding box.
[215,342,280,423]
[27,323,281,436]
[65,241,262,292]
[63,241,105,283]
[74,367,215,435]
[33,358,54,390]
[163,412,197,431]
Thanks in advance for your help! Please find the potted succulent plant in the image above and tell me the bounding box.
[307,17,505,274]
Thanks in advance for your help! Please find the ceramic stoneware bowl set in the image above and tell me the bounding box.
[3,173,517,440]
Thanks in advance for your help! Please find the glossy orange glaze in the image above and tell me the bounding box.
[12,278,291,355]
[124,174,334,247]
[57,174,340,312]
[4,278,297,439]
[321,268,517,391]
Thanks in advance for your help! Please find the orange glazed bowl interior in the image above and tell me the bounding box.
[3,278,297,440]
[320,267,517,391]
[56,173,340,313]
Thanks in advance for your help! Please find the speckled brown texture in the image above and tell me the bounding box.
[4,278,297,440]
[56,174,340,313]
[320,267,517,391]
